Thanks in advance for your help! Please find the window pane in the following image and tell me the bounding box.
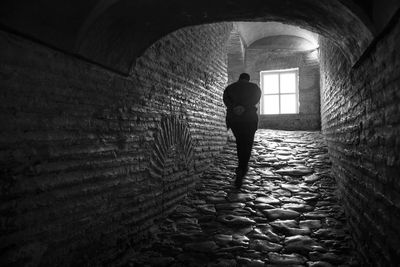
[280,72,296,93]
[280,94,297,114]
[263,95,279,114]
[263,74,279,94]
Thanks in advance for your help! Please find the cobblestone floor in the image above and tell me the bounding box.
[125,130,361,267]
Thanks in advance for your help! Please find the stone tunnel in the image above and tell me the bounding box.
[0,0,399,266]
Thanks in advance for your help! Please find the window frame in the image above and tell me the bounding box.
[260,68,299,115]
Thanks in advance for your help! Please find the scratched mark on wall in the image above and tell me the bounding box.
[150,115,194,214]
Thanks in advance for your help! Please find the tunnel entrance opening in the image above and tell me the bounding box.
[227,21,321,131]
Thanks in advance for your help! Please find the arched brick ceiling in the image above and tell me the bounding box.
[248,36,317,52]
[227,25,245,56]
[2,0,396,74]
[236,22,319,49]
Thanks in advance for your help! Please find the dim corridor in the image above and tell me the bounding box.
[122,129,361,266]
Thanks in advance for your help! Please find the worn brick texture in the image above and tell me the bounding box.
[0,23,232,266]
[227,28,245,84]
[246,49,321,130]
[320,18,400,266]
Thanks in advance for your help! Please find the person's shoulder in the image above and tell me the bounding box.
[225,81,239,90]
[248,81,256,86]
[247,81,260,89]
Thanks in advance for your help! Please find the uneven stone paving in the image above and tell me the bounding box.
[126,130,361,267]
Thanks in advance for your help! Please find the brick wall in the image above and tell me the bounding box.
[0,23,232,266]
[227,28,245,84]
[246,49,321,130]
[320,17,400,266]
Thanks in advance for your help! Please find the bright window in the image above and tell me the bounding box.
[260,68,299,114]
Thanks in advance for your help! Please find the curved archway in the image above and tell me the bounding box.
[248,35,317,51]
[76,0,373,73]
[226,24,245,84]
[236,21,319,49]
[1,0,375,74]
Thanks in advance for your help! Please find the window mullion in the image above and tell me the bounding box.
[278,73,281,114]
[296,70,299,113]
[261,74,263,114]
